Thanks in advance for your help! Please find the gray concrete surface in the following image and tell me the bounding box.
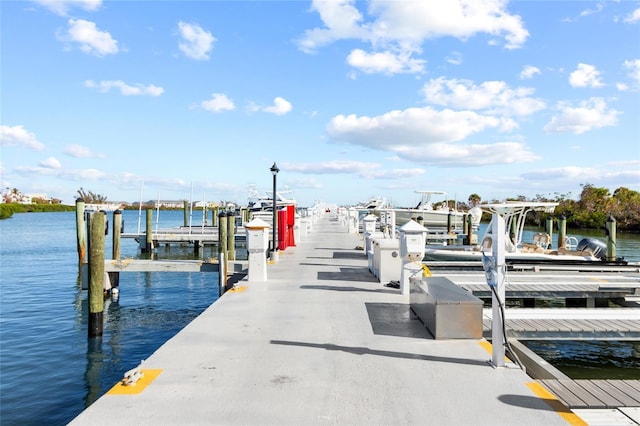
[70,212,572,425]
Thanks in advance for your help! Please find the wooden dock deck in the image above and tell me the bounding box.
[482,315,640,340]
[537,379,640,409]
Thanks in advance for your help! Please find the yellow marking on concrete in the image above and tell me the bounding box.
[228,285,247,293]
[106,369,163,395]
[589,277,608,283]
[526,382,587,426]
[477,340,510,362]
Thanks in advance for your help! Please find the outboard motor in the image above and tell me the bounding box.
[576,237,607,260]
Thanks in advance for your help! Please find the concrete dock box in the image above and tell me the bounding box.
[410,276,483,339]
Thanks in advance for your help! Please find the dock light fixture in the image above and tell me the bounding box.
[270,162,279,259]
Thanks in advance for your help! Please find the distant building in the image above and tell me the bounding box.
[1,189,55,204]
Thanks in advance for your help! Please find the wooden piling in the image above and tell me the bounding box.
[218,211,228,257]
[558,215,566,249]
[227,211,235,261]
[463,214,468,236]
[606,215,617,261]
[466,214,474,245]
[183,200,189,226]
[447,212,452,233]
[112,210,122,260]
[218,211,228,293]
[75,198,86,263]
[211,207,218,227]
[110,210,122,288]
[88,212,105,337]
[145,208,153,253]
[546,217,553,236]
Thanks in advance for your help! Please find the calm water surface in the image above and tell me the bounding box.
[0,210,221,425]
[0,211,639,425]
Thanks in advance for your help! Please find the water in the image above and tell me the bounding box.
[0,212,638,425]
[0,210,222,425]
[521,340,640,380]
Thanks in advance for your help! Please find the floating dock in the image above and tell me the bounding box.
[71,213,639,425]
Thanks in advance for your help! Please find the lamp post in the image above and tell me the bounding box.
[270,162,279,261]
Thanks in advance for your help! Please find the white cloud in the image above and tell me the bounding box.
[327,107,502,149]
[0,125,45,151]
[14,166,106,181]
[296,0,368,54]
[347,49,426,74]
[61,19,118,56]
[543,97,620,134]
[178,21,215,60]
[569,63,604,88]
[579,2,605,18]
[394,142,539,166]
[84,80,164,96]
[39,157,62,169]
[521,166,600,181]
[446,51,463,65]
[520,65,541,80]
[297,0,529,75]
[281,160,425,179]
[65,144,98,158]
[262,97,293,116]
[616,82,629,92]
[200,93,235,112]
[422,77,546,116]
[623,59,640,86]
[34,0,101,16]
[325,105,538,167]
[623,7,640,23]
[521,165,640,191]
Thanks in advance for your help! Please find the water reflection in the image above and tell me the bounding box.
[84,338,104,407]
[522,340,640,379]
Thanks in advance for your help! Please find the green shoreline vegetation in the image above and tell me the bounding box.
[1,184,639,232]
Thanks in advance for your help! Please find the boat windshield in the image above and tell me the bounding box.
[480,202,558,247]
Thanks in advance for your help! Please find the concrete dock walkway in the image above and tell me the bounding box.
[70,212,575,425]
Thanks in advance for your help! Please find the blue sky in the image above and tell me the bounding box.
[1,0,639,208]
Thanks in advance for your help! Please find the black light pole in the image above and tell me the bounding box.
[270,162,279,258]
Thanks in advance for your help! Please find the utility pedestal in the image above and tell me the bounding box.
[245,218,270,282]
[399,220,427,295]
[363,214,383,272]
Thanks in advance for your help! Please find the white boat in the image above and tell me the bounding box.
[353,196,389,211]
[423,201,616,263]
[379,191,482,230]
[247,187,296,212]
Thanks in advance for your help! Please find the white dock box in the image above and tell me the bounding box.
[374,238,401,283]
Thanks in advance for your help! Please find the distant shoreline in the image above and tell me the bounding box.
[0,203,187,219]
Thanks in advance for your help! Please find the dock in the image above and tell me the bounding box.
[70,213,638,425]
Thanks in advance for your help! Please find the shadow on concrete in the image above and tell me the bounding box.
[498,394,571,413]
[365,302,432,339]
[299,262,363,268]
[270,340,489,366]
[333,251,366,259]
[317,267,378,282]
[300,284,396,295]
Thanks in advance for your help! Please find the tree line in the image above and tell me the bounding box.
[465,184,640,232]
